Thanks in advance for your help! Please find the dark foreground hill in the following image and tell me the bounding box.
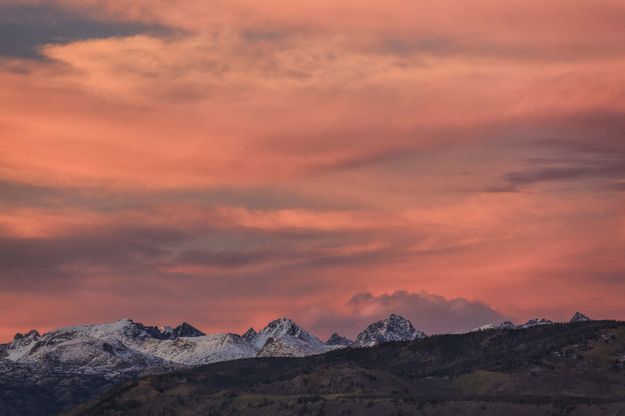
[67,320,625,416]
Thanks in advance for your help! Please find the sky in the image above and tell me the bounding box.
[1,0,625,342]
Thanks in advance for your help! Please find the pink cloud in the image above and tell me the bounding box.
[1,0,625,342]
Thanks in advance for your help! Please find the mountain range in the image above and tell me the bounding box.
[67,316,625,416]
[0,314,427,378]
[0,312,596,415]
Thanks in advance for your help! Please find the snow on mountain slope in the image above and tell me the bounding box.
[75,320,253,365]
[252,317,325,349]
[0,312,599,383]
[326,333,354,347]
[247,317,340,357]
[0,317,339,377]
[471,321,516,332]
[3,330,41,361]
[518,318,553,329]
[354,314,426,347]
[2,320,172,377]
[2,319,215,375]
[257,335,339,357]
[140,333,257,365]
[472,315,591,332]
[570,312,591,322]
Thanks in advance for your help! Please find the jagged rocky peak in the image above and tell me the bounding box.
[172,322,205,338]
[518,318,553,329]
[8,329,42,355]
[114,319,171,340]
[242,327,258,342]
[354,314,426,347]
[103,319,203,340]
[255,317,324,348]
[13,329,41,342]
[570,312,591,322]
[497,321,516,329]
[261,317,300,334]
[326,333,354,347]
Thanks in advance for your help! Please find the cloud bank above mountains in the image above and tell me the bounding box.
[298,291,508,338]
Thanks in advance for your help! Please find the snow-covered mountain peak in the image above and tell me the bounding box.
[255,317,324,349]
[471,321,516,332]
[497,321,516,329]
[570,312,591,323]
[12,329,40,342]
[85,319,204,341]
[87,319,159,341]
[262,317,298,333]
[241,327,257,342]
[4,330,42,361]
[354,314,426,347]
[518,318,553,329]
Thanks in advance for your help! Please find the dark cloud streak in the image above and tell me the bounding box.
[0,179,359,212]
[0,3,168,59]
[505,160,625,187]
